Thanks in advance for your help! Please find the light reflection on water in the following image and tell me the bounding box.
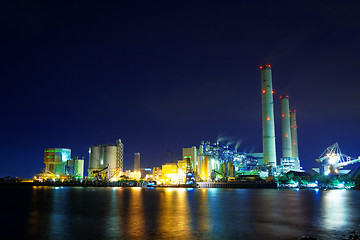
[1,187,360,240]
[322,190,347,229]
[105,188,120,239]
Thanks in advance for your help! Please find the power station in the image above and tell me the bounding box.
[33,64,307,183]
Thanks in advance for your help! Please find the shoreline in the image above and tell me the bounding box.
[0,181,277,188]
[1,181,357,190]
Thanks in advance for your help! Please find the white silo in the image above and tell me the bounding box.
[99,146,105,168]
[88,139,124,179]
[104,145,117,169]
[88,146,100,176]
[260,65,277,169]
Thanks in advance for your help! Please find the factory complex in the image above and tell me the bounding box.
[33,65,359,184]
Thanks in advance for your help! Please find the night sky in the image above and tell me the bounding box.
[1,1,360,178]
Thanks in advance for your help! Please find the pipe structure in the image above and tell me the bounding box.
[290,109,299,159]
[260,65,277,168]
[280,95,292,159]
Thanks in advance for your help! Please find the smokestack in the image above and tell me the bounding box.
[280,95,292,159]
[290,109,299,159]
[134,152,140,171]
[260,65,277,168]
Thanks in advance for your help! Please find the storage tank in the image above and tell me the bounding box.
[104,145,117,169]
[74,158,84,178]
[227,161,234,177]
[89,146,100,170]
[99,146,105,168]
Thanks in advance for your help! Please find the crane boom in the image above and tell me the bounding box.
[316,143,359,175]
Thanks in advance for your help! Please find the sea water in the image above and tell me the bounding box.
[1,186,359,240]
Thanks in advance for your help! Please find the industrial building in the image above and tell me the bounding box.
[88,139,124,180]
[44,148,71,174]
[123,167,153,180]
[153,64,304,182]
[156,141,267,183]
[66,156,84,178]
[34,148,84,181]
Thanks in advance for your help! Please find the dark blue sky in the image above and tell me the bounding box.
[1,1,360,178]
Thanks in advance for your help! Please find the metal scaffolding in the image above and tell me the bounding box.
[116,139,124,173]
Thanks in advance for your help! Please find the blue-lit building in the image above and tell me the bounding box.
[44,148,71,174]
[42,148,84,179]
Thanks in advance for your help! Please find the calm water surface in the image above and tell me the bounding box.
[1,186,359,240]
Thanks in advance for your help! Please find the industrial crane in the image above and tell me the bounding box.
[316,142,360,175]
[92,165,110,180]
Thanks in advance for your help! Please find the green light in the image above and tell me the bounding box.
[184,156,191,159]
[44,150,62,153]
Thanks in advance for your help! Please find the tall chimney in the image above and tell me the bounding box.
[260,65,277,168]
[290,109,299,159]
[134,152,140,171]
[280,95,292,159]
